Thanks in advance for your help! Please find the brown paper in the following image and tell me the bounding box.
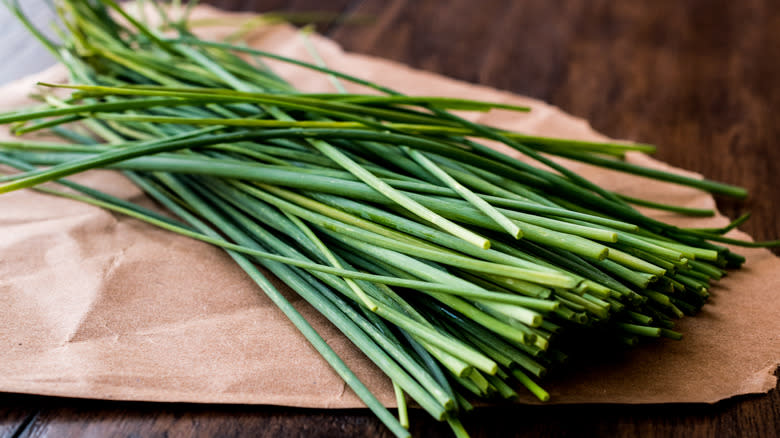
[0,5,777,407]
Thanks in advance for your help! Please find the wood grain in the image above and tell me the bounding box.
[2,0,778,437]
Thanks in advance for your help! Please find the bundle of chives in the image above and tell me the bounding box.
[1,1,777,436]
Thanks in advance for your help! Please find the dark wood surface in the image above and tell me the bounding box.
[2,0,779,437]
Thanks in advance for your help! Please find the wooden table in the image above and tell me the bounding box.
[1,1,778,436]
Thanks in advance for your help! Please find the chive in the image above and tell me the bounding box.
[511,369,550,402]
[616,323,663,338]
[618,194,715,217]
[404,147,522,239]
[393,383,410,429]
[542,148,748,198]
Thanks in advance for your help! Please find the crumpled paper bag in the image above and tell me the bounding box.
[0,5,777,407]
